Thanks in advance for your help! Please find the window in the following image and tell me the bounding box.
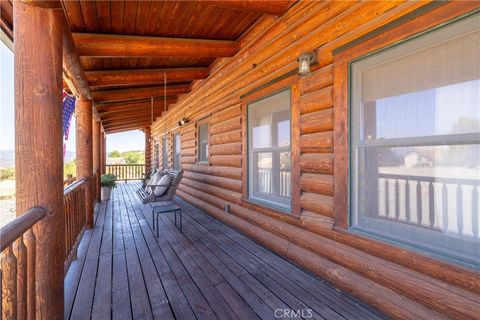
[162,136,168,169]
[173,133,181,170]
[197,123,209,163]
[350,14,480,267]
[248,89,291,210]
[154,141,160,168]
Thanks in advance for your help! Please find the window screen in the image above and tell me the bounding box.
[173,133,181,170]
[350,14,480,268]
[248,89,291,210]
[198,123,209,162]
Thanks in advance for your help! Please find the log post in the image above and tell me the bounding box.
[76,98,94,228]
[13,1,65,318]
[102,132,107,175]
[145,127,151,174]
[92,120,101,200]
[99,128,105,175]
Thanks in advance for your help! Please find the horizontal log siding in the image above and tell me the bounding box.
[150,1,480,319]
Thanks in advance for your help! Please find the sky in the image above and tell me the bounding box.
[107,130,145,153]
[0,37,144,155]
[0,38,14,151]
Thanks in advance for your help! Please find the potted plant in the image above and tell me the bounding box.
[101,173,117,201]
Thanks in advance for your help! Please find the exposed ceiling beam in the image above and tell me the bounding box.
[106,126,146,134]
[103,118,154,128]
[73,33,238,58]
[100,110,164,121]
[102,117,161,127]
[92,84,190,104]
[96,99,176,114]
[3,0,91,99]
[105,125,148,133]
[85,68,209,87]
[202,0,294,16]
[104,121,153,131]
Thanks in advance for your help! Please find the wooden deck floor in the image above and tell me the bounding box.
[65,182,385,320]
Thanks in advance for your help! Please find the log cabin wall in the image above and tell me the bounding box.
[151,1,480,319]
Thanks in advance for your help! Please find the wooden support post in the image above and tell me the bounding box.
[92,120,101,201]
[13,1,65,318]
[76,98,94,228]
[145,127,151,174]
[99,128,105,175]
[102,132,107,175]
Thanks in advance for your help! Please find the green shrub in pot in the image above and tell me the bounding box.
[101,173,117,201]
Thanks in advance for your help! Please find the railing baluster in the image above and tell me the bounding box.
[405,180,410,223]
[2,245,17,320]
[395,179,400,220]
[416,181,422,225]
[385,178,389,217]
[24,229,35,320]
[14,237,27,320]
[0,268,2,317]
[473,186,479,238]
[442,183,449,232]
[457,184,464,235]
[429,182,435,227]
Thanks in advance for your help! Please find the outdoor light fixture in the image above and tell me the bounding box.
[297,51,316,77]
[178,117,189,127]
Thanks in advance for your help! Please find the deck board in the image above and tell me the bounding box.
[65,182,386,320]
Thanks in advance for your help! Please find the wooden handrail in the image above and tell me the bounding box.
[378,173,480,186]
[0,207,46,252]
[64,178,87,196]
[63,176,77,186]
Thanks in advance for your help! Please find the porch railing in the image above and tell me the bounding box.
[63,175,76,187]
[377,173,479,237]
[256,168,291,198]
[91,171,99,206]
[63,178,88,273]
[0,175,98,318]
[0,207,46,319]
[106,164,146,182]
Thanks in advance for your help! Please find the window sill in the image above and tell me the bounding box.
[241,198,296,218]
[337,225,480,271]
[196,161,210,165]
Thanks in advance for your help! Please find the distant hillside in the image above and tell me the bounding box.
[0,150,76,168]
[0,150,14,168]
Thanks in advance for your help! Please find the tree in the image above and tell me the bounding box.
[123,150,145,164]
[64,160,76,178]
[109,150,121,158]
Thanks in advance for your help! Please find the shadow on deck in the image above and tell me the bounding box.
[65,182,385,320]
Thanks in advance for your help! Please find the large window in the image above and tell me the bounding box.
[248,89,291,210]
[350,14,480,268]
[197,122,209,163]
[173,133,181,170]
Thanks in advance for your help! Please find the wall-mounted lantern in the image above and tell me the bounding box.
[178,117,189,127]
[297,51,316,77]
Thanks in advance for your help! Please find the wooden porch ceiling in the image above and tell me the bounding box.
[0,0,294,134]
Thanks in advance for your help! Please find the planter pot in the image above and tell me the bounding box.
[101,187,112,201]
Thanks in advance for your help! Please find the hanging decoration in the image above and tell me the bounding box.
[62,91,76,158]
[63,91,76,138]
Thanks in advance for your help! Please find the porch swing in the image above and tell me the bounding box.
[136,73,183,205]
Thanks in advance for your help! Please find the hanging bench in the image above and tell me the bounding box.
[136,169,183,204]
